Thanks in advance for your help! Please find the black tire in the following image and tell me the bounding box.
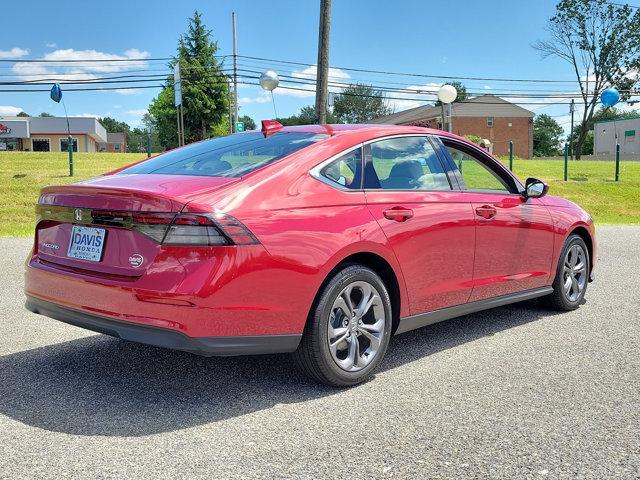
[294,265,393,387]
[542,233,590,311]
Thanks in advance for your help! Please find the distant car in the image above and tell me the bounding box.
[25,122,594,386]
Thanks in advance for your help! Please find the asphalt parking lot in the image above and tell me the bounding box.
[1,226,638,479]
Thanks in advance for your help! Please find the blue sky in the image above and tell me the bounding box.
[1,0,631,131]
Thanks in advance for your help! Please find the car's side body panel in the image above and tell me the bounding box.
[24,124,595,356]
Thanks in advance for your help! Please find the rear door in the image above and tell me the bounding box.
[364,135,475,315]
[440,138,555,301]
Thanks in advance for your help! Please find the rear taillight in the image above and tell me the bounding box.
[91,210,258,246]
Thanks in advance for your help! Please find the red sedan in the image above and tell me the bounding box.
[25,122,594,386]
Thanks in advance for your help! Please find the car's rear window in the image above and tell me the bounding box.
[119,132,328,177]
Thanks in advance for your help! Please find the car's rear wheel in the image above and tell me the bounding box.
[542,234,590,311]
[294,265,392,387]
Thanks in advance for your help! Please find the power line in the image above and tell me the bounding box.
[236,55,581,84]
[0,55,229,64]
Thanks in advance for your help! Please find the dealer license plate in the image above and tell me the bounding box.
[67,225,106,262]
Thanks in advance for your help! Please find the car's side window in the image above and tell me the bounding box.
[365,136,451,191]
[320,147,362,189]
[445,144,513,193]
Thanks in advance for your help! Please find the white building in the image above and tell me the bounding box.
[0,116,107,152]
[593,116,640,156]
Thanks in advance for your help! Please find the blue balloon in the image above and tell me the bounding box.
[50,83,62,103]
[600,88,620,107]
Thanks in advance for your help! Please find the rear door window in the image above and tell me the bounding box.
[364,136,451,191]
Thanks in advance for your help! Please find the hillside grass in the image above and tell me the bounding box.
[0,152,638,236]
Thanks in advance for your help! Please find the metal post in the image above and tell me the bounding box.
[314,0,331,124]
[179,104,185,145]
[615,143,620,182]
[176,106,181,147]
[569,99,575,160]
[67,135,73,176]
[226,77,233,134]
[509,141,513,171]
[447,103,453,133]
[563,143,568,181]
[232,12,239,132]
[440,104,445,131]
[146,129,151,157]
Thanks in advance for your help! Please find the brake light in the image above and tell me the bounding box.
[90,210,258,246]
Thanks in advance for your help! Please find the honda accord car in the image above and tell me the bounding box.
[25,121,594,386]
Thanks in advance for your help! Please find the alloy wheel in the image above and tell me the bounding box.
[327,281,386,372]
[562,243,587,302]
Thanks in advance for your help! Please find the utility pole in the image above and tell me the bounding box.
[226,77,233,134]
[569,98,575,160]
[232,12,239,133]
[314,0,331,124]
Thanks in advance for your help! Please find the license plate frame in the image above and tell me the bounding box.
[67,225,106,262]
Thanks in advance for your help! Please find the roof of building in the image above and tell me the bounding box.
[0,116,107,142]
[106,132,126,143]
[372,94,534,125]
[594,115,640,125]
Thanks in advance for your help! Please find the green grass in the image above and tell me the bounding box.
[503,156,640,225]
[1,152,142,236]
[1,152,638,236]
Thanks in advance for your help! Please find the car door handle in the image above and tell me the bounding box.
[383,207,414,222]
[475,205,497,219]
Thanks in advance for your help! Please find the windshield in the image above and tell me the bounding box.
[119,132,328,177]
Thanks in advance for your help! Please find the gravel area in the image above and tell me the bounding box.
[0,227,638,479]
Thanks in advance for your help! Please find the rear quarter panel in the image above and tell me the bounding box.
[183,134,411,332]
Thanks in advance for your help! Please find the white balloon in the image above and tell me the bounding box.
[260,71,279,91]
[438,84,458,104]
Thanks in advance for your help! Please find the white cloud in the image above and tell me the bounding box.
[0,105,23,116]
[126,109,147,116]
[385,83,441,112]
[12,48,150,82]
[114,88,144,96]
[77,112,110,118]
[45,43,57,48]
[239,91,272,104]
[273,65,351,98]
[0,48,29,59]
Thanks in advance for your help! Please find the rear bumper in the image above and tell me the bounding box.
[25,296,301,357]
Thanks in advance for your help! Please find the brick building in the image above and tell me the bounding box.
[98,132,127,153]
[372,94,534,158]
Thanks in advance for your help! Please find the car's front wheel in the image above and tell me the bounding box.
[294,265,392,387]
[542,233,590,311]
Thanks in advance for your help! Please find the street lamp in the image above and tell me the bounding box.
[260,70,279,118]
[438,84,457,133]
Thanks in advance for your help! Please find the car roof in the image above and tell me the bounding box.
[274,123,468,143]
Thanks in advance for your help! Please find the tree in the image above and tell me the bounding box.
[434,81,469,106]
[533,114,564,156]
[98,116,130,133]
[277,105,336,126]
[333,84,390,123]
[238,115,256,130]
[568,106,638,155]
[39,112,54,117]
[149,11,229,149]
[17,111,29,117]
[534,0,640,158]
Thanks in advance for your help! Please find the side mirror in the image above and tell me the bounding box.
[524,177,549,199]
